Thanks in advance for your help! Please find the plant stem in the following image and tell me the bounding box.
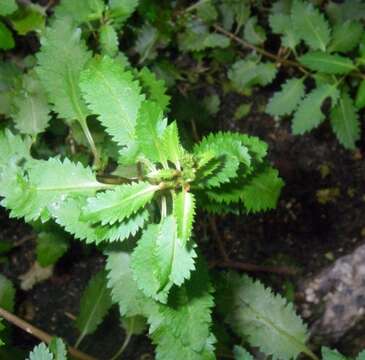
[79,118,100,169]
[109,332,132,360]
[0,307,97,360]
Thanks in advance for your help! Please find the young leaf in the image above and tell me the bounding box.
[75,270,112,344]
[242,167,284,213]
[234,346,254,360]
[291,0,331,51]
[84,182,159,225]
[299,52,356,74]
[174,190,196,245]
[12,71,50,136]
[330,91,360,149]
[161,122,182,168]
[222,273,310,360]
[0,22,15,50]
[36,18,91,123]
[49,338,67,360]
[328,20,363,53]
[99,24,118,57]
[292,84,340,134]
[0,274,15,312]
[80,56,144,150]
[27,343,53,360]
[266,78,305,117]
[36,232,69,267]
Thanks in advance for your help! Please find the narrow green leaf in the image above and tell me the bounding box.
[161,122,182,168]
[330,91,360,149]
[99,24,118,57]
[299,52,356,74]
[75,271,112,342]
[266,78,305,117]
[36,232,69,267]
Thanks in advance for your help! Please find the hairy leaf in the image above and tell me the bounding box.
[292,84,339,134]
[76,270,112,341]
[266,78,305,117]
[291,0,331,51]
[330,91,360,149]
[84,182,159,225]
[299,52,356,74]
[36,18,91,123]
[80,56,143,151]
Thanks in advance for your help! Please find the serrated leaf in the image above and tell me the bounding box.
[80,56,143,151]
[299,52,356,74]
[222,273,310,360]
[269,13,299,50]
[12,71,51,136]
[0,22,14,50]
[27,343,53,360]
[161,122,182,168]
[1,158,108,222]
[138,67,170,111]
[234,346,254,360]
[108,0,139,28]
[36,232,69,267]
[174,190,196,245]
[10,4,45,35]
[99,24,118,57]
[291,0,331,51]
[244,17,266,45]
[330,90,360,149]
[135,100,167,165]
[53,0,104,24]
[321,347,347,360]
[0,274,15,312]
[266,78,305,117]
[84,181,159,225]
[37,19,91,124]
[292,84,340,134]
[76,271,112,341]
[0,0,18,16]
[49,338,67,360]
[242,167,284,213]
[328,20,363,53]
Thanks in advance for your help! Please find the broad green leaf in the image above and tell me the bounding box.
[266,78,305,117]
[0,274,15,312]
[80,56,144,150]
[0,0,17,16]
[330,91,360,149]
[36,18,91,123]
[234,346,254,360]
[328,20,363,53]
[292,84,340,134]
[12,71,50,136]
[196,0,217,22]
[108,0,139,28]
[244,17,266,45]
[174,190,196,245]
[27,343,53,360]
[1,157,108,222]
[299,52,356,74]
[269,13,299,50]
[135,100,167,165]
[291,0,331,51]
[99,24,118,57]
[321,347,347,360]
[138,67,170,111]
[75,271,112,342]
[242,167,284,213]
[49,338,67,360]
[0,22,15,50]
[221,273,310,360]
[36,232,69,267]
[10,4,45,35]
[54,0,104,24]
[84,181,159,225]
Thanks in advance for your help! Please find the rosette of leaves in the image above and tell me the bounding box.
[0,15,283,356]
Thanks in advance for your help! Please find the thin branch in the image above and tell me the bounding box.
[0,307,97,360]
[208,216,230,262]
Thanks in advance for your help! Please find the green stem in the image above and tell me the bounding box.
[109,332,132,360]
[79,118,100,169]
